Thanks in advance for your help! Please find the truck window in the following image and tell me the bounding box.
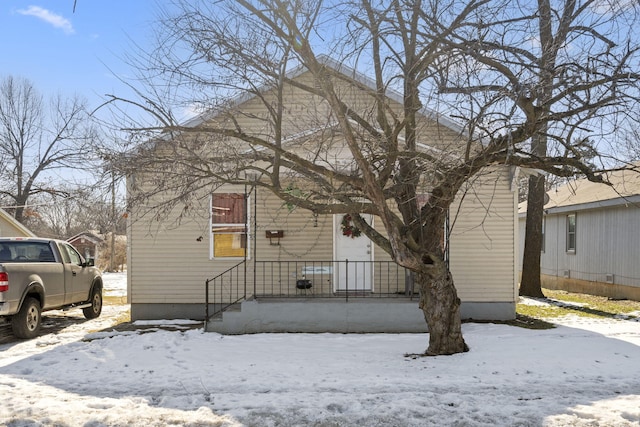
[62,243,83,265]
[0,246,11,261]
[0,242,54,262]
[37,246,55,262]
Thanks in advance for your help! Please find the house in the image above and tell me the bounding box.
[67,231,128,271]
[0,208,35,238]
[67,231,103,263]
[518,167,640,300]
[127,59,520,333]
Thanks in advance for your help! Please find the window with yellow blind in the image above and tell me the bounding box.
[211,193,248,258]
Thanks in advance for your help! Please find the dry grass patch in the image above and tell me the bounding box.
[109,308,131,326]
[543,289,640,316]
[103,295,127,305]
[515,288,640,328]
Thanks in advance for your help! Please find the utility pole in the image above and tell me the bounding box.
[110,164,116,272]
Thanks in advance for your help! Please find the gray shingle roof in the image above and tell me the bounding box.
[519,167,640,214]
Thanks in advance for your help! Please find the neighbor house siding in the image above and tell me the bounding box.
[0,218,31,237]
[538,205,640,287]
[517,166,640,300]
[0,209,35,237]
[449,167,518,302]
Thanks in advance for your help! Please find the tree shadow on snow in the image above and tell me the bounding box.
[1,313,640,426]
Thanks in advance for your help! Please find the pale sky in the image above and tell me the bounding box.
[1,1,161,112]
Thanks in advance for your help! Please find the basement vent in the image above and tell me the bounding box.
[563,270,570,278]
[605,274,615,284]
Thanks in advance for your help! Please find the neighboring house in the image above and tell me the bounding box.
[66,231,128,271]
[67,231,104,264]
[518,168,640,300]
[127,59,520,333]
[0,208,35,238]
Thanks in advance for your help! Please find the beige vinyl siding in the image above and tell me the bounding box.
[192,70,464,160]
[128,199,214,304]
[129,167,517,305]
[128,184,335,304]
[0,209,35,237]
[252,192,334,295]
[0,217,31,237]
[369,166,517,303]
[253,193,333,261]
[449,167,518,302]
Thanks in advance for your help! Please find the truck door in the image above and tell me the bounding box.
[60,243,92,304]
[33,243,65,308]
[8,241,65,309]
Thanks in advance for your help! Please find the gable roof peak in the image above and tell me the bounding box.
[182,55,464,135]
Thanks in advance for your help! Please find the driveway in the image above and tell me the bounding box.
[0,272,129,344]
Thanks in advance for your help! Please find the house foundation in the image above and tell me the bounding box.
[201,298,515,334]
[541,274,640,301]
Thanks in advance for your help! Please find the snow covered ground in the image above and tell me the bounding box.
[1,272,640,426]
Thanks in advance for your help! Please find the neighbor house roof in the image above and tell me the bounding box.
[519,167,640,215]
[67,231,104,246]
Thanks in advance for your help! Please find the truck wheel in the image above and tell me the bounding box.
[83,286,102,319]
[12,297,41,339]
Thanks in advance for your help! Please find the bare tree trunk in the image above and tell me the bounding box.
[520,0,556,298]
[520,174,546,297]
[13,194,28,224]
[417,269,469,356]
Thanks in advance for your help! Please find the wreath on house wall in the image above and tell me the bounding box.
[341,214,362,238]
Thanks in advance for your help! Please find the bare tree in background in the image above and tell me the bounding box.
[0,76,97,223]
[622,125,640,162]
[98,153,126,272]
[506,0,633,297]
[111,0,639,355]
[22,187,126,239]
[22,188,85,238]
[416,0,640,297]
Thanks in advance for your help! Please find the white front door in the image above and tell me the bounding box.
[334,214,373,291]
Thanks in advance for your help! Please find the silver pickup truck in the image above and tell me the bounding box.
[0,237,103,339]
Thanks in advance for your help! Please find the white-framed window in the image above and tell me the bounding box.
[210,193,250,259]
[566,213,576,253]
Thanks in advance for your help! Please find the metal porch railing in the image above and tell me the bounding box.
[205,260,415,322]
[205,260,247,323]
